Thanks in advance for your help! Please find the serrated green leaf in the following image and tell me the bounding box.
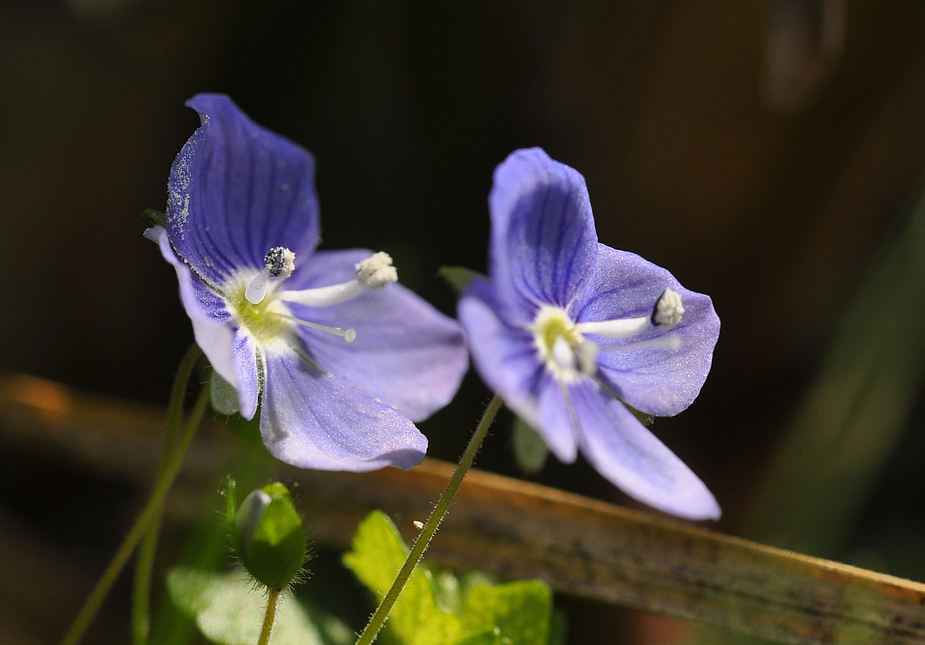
[459,581,553,645]
[439,266,485,293]
[343,511,463,645]
[166,567,333,645]
[512,417,549,474]
[144,208,167,227]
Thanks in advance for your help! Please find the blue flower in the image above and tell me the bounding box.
[458,148,721,519]
[147,94,468,472]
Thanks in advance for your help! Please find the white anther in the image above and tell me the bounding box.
[268,312,357,342]
[355,252,397,289]
[654,288,684,328]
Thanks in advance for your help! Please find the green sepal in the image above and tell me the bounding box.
[144,208,167,228]
[210,369,241,416]
[232,483,306,591]
[439,266,486,293]
[623,402,655,426]
[512,417,549,474]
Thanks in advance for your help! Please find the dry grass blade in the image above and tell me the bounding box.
[2,373,925,644]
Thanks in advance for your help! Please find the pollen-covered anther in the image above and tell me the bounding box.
[355,252,397,289]
[245,247,297,304]
[265,247,296,279]
[653,288,684,328]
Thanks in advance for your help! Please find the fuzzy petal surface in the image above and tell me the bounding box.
[488,148,598,322]
[283,249,468,422]
[459,279,577,461]
[166,94,320,286]
[575,245,720,416]
[259,350,428,472]
[569,380,721,520]
[146,226,238,388]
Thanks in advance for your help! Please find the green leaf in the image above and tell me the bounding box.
[459,581,553,645]
[439,266,485,293]
[343,511,463,645]
[511,417,549,474]
[144,208,167,227]
[344,512,560,645]
[166,567,333,645]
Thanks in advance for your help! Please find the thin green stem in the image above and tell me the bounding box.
[257,589,282,645]
[60,383,212,645]
[354,395,503,645]
[132,344,202,645]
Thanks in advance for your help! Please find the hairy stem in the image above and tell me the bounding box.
[354,395,503,645]
[60,379,211,645]
[257,589,282,645]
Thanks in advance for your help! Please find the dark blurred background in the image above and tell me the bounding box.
[3,1,925,643]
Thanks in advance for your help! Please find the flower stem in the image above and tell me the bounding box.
[60,378,211,645]
[132,344,202,645]
[257,589,282,645]
[353,395,503,645]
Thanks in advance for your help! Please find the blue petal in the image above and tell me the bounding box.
[488,148,598,321]
[259,350,427,472]
[568,380,721,520]
[458,278,577,461]
[283,249,468,422]
[232,331,260,420]
[145,226,238,389]
[166,94,320,286]
[574,244,721,416]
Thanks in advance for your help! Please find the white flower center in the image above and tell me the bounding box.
[230,248,399,346]
[531,288,685,384]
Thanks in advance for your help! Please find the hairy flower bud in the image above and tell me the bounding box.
[231,482,306,591]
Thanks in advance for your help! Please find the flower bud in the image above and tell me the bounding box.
[231,482,306,590]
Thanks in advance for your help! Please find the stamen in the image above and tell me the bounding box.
[576,316,650,339]
[653,288,684,327]
[278,251,398,307]
[600,334,682,352]
[268,312,357,343]
[574,288,684,339]
[574,340,599,375]
[245,247,297,304]
[356,251,397,289]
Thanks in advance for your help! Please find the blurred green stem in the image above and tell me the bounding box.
[132,344,203,645]
[353,395,503,645]
[60,353,209,645]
